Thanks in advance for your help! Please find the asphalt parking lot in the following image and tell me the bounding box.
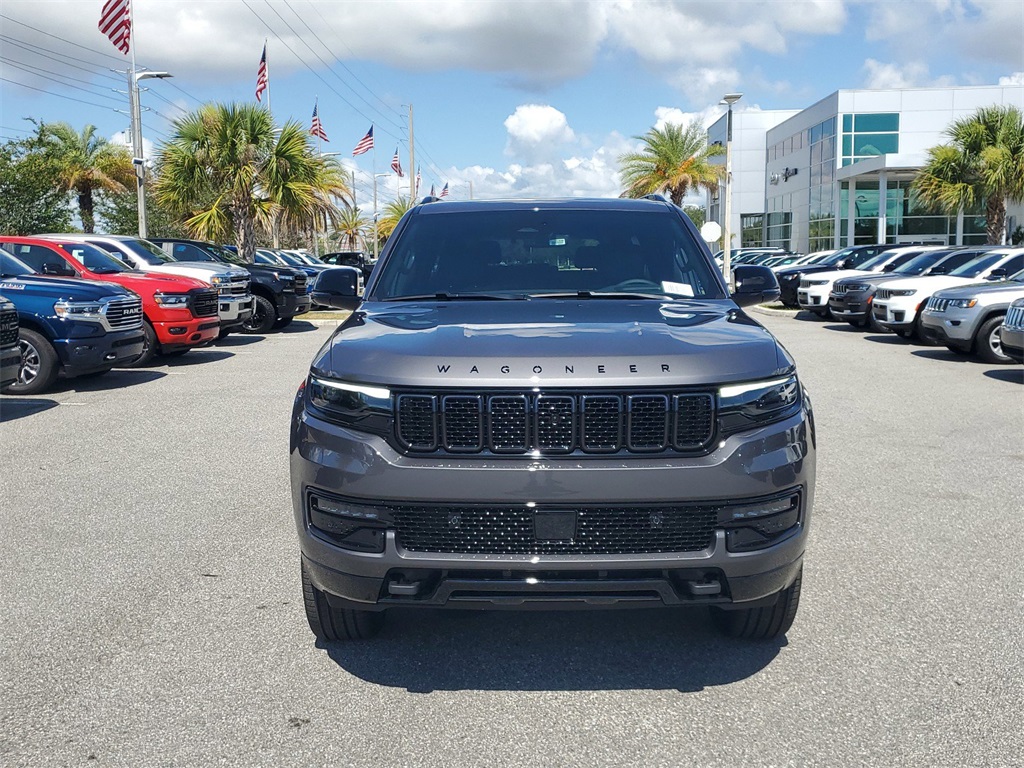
[1,314,1021,767]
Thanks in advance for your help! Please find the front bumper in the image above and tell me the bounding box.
[797,287,829,310]
[279,291,312,319]
[217,295,254,330]
[1,344,20,388]
[920,307,978,350]
[153,316,221,351]
[778,279,800,306]
[828,291,872,321]
[291,403,815,611]
[54,327,145,376]
[999,325,1024,363]
[872,298,921,331]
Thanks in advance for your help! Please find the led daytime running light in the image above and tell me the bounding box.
[311,376,391,401]
[719,377,792,399]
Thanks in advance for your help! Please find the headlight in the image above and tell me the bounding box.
[719,374,801,432]
[307,375,392,434]
[805,279,829,286]
[948,298,977,308]
[153,293,189,307]
[53,300,103,319]
[888,289,916,297]
[209,275,223,285]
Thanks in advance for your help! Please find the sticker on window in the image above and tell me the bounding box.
[661,281,694,297]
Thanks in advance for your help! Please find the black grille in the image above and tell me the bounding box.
[188,289,219,317]
[390,504,717,555]
[396,390,715,455]
[0,308,17,347]
[293,274,308,293]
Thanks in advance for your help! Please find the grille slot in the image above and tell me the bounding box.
[219,275,250,297]
[396,390,715,455]
[188,289,219,317]
[390,504,718,555]
[0,307,18,346]
[926,297,949,313]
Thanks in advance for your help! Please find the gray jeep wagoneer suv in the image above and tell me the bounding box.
[290,197,815,641]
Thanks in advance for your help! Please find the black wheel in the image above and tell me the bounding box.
[301,561,384,641]
[894,329,911,338]
[975,315,1012,364]
[242,295,276,334]
[711,568,802,640]
[867,311,885,333]
[217,327,231,340]
[121,321,157,367]
[811,309,829,318]
[4,329,59,395]
[847,317,868,329]
[272,316,293,330]
[910,311,931,343]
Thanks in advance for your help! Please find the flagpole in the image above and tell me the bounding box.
[408,103,415,201]
[126,2,148,237]
[372,142,378,262]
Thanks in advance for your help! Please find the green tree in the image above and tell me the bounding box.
[618,121,724,206]
[913,105,1024,244]
[96,187,190,239]
[683,205,706,230]
[34,122,134,233]
[0,138,73,234]
[155,103,349,261]
[376,196,415,244]
[331,206,370,251]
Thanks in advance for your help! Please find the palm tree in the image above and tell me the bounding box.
[155,103,349,261]
[377,196,415,243]
[618,121,724,206]
[36,122,134,233]
[332,206,370,251]
[914,105,1024,244]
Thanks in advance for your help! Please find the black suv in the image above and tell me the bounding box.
[290,197,815,642]
[321,251,376,280]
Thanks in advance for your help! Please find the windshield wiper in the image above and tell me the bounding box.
[530,291,671,300]
[383,292,527,302]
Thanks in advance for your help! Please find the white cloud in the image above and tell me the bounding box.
[504,105,575,146]
[999,72,1024,86]
[861,59,957,90]
[652,105,725,131]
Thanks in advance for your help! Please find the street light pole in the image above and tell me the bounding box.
[720,92,742,282]
[372,172,389,262]
[129,70,172,238]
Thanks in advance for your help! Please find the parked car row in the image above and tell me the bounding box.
[770,242,1024,365]
[0,235,363,396]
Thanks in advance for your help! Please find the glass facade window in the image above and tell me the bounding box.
[841,113,900,166]
[765,212,792,250]
[807,117,837,252]
[741,214,765,247]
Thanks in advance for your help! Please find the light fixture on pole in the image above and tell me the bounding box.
[719,92,742,281]
[130,70,172,238]
[372,172,389,262]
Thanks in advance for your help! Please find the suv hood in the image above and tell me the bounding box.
[313,300,789,388]
[879,275,984,293]
[0,275,130,300]
[101,271,209,292]
[933,279,1024,299]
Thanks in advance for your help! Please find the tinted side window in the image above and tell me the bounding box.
[171,243,213,261]
[1000,255,1023,274]
[0,244,60,273]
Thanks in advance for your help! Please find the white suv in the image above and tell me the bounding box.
[797,246,940,316]
[872,248,1024,339]
[919,268,1024,363]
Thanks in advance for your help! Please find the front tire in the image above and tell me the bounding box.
[272,316,293,330]
[242,295,276,334]
[711,568,802,640]
[5,329,59,395]
[121,321,157,367]
[975,315,1012,364]
[301,561,384,641]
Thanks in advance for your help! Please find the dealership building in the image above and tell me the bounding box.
[706,84,1024,254]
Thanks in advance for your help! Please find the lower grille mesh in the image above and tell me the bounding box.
[391,504,718,555]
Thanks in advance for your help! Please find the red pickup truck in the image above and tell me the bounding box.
[0,237,220,366]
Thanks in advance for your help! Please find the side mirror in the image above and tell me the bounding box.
[731,265,781,308]
[311,266,361,311]
[927,265,948,275]
[986,268,1008,280]
[882,263,896,272]
[42,261,74,276]
[837,259,851,269]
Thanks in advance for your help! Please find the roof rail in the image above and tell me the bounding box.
[418,195,443,205]
[642,193,670,204]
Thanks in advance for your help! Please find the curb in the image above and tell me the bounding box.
[750,304,800,316]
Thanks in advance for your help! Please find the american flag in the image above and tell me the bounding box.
[439,182,449,198]
[352,126,373,156]
[255,44,268,102]
[310,102,328,142]
[429,183,436,197]
[98,0,131,55]
[415,166,421,195]
[390,147,403,177]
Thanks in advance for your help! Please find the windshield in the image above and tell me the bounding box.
[115,238,176,265]
[858,250,906,271]
[206,244,244,264]
[372,208,725,301]
[255,251,280,265]
[55,242,130,274]
[277,253,306,267]
[948,253,1004,278]
[818,248,853,267]
[892,251,948,275]
[0,250,35,277]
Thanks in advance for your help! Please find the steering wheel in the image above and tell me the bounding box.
[600,278,662,292]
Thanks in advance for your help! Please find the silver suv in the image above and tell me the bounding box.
[290,198,815,641]
[920,267,1024,363]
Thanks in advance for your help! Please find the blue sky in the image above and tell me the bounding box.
[2,0,1022,211]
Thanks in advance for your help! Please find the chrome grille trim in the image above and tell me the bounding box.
[1004,306,1024,330]
[100,296,144,331]
[925,297,949,313]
